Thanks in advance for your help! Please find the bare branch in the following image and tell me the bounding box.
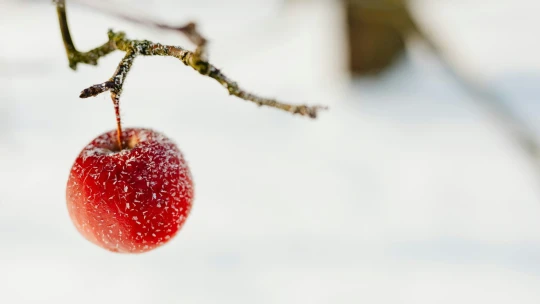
[78,31,326,118]
[69,0,208,59]
[206,67,327,118]
[56,0,117,69]
[55,0,326,148]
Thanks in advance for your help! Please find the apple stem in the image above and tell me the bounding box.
[111,93,123,150]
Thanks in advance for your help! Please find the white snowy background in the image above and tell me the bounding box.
[1,0,540,303]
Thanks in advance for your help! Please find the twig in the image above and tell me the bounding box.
[69,0,208,60]
[55,0,117,70]
[55,0,326,149]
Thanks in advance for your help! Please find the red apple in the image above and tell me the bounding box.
[66,128,194,253]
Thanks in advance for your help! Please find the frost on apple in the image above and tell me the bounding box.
[66,128,194,253]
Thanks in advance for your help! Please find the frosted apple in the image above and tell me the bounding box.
[66,128,194,253]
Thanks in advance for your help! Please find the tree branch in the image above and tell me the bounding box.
[55,0,117,69]
[75,29,326,118]
[69,0,208,59]
[56,0,325,147]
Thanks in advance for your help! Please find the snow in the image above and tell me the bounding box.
[1,0,540,303]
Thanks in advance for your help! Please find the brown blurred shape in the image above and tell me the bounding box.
[345,0,419,75]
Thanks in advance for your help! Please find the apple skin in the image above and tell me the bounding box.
[66,128,194,253]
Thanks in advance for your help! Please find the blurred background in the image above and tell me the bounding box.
[1,0,540,303]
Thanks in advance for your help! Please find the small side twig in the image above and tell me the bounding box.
[56,0,325,149]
